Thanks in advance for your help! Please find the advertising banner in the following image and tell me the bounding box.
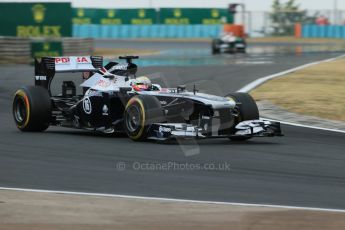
[0,3,72,37]
[72,8,157,25]
[159,8,233,24]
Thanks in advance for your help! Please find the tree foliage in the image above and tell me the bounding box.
[270,0,318,36]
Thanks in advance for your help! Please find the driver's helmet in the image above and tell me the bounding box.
[131,76,152,91]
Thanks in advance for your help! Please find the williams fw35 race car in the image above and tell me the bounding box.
[12,55,282,141]
[212,32,247,54]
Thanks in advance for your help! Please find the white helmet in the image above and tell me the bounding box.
[131,76,152,91]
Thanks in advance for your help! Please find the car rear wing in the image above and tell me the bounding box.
[34,56,103,92]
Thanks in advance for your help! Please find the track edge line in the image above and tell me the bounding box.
[237,54,345,93]
[1,186,345,213]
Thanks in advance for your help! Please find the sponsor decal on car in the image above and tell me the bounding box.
[55,56,91,65]
[159,126,172,133]
[114,64,128,70]
[96,79,111,88]
[35,75,46,80]
[82,97,92,114]
[55,57,70,64]
[77,56,91,63]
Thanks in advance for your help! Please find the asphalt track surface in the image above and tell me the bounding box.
[0,40,345,209]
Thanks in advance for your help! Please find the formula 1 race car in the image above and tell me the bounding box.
[212,32,247,54]
[12,55,282,141]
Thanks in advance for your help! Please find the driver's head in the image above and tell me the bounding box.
[132,76,152,91]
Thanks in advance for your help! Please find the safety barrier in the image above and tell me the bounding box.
[0,37,31,64]
[73,25,223,38]
[0,37,94,64]
[61,38,93,56]
[295,24,345,39]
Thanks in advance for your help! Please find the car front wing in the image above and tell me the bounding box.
[147,120,283,140]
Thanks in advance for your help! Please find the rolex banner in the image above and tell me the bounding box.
[159,8,233,25]
[31,41,63,59]
[0,3,72,37]
[73,8,157,25]
[72,8,234,25]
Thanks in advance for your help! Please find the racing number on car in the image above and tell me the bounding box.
[83,97,92,114]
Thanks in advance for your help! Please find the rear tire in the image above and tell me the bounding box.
[124,95,166,141]
[225,92,259,141]
[13,86,51,132]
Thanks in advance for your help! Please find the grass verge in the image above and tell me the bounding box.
[251,57,345,122]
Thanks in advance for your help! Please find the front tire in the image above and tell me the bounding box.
[226,92,259,141]
[13,86,51,132]
[212,39,220,55]
[124,95,166,141]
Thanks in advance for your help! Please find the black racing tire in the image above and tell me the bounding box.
[212,39,220,55]
[226,92,259,121]
[225,92,259,141]
[238,48,246,54]
[13,86,51,132]
[124,95,166,141]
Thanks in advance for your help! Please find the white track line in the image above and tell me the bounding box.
[1,186,345,213]
[262,118,345,134]
[237,54,345,93]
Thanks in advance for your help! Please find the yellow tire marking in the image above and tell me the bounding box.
[125,97,146,140]
[14,90,30,129]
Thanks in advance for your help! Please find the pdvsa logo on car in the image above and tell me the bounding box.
[55,57,91,65]
[77,56,91,63]
[55,57,70,64]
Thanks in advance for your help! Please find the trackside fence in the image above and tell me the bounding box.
[73,25,223,38]
[300,24,345,39]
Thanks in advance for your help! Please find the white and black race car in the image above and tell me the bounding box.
[12,55,282,141]
[212,32,247,54]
